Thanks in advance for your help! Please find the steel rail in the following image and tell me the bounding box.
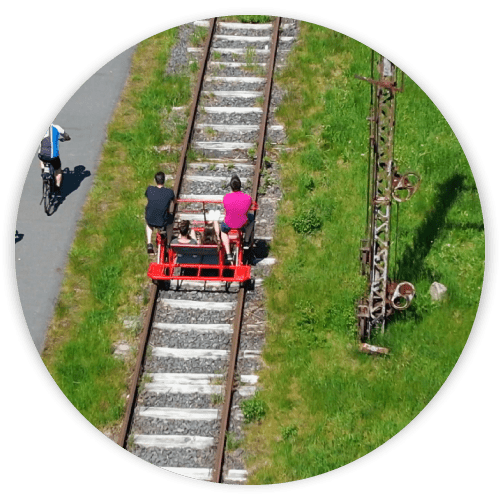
[211,286,246,483]
[173,18,217,201]
[117,283,158,447]
[118,18,216,449]
[119,17,280,482]
[251,17,281,202]
[211,16,282,483]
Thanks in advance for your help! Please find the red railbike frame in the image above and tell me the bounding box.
[147,199,257,283]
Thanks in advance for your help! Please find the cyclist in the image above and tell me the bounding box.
[38,124,71,196]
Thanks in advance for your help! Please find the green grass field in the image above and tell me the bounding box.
[41,28,194,436]
[38,19,483,477]
[242,23,484,483]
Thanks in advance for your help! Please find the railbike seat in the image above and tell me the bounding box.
[170,243,220,265]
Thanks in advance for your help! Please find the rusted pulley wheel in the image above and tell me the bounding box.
[393,172,421,202]
[389,281,416,310]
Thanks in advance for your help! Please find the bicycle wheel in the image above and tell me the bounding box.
[43,179,53,214]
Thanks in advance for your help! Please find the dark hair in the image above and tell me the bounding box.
[230,174,241,192]
[202,224,216,244]
[179,220,190,237]
[155,171,165,185]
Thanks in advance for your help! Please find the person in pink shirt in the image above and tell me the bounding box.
[220,175,254,263]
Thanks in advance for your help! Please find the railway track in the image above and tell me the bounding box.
[118,17,298,484]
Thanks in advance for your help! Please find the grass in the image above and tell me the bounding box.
[243,46,267,76]
[38,18,483,479]
[245,47,257,65]
[241,396,267,424]
[41,27,202,435]
[138,373,153,394]
[205,126,216,138]
[221,15,274,23]
[189,60,199,74]
[211,393,224,405]
[258,168,277,195]
[225,432,243,451]
[190,26,207,47]
[243,22,484,484]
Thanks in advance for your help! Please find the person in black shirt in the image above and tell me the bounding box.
[145,171,175,254]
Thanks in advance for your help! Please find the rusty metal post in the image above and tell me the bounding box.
[367,57,397,337]
[355,56,419,341]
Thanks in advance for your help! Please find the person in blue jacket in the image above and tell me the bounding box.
[38,124,71,196]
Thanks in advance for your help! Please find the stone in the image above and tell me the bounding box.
[359,343,390,355]
[113,342,131,357]
[430,282,447,301]
[123,316,141,330]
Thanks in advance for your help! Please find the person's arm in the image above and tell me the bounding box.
[168,191,176,216]
[246,194,253,215]
[54,125,71,141]
[221,194,227,219]
[213,220,221,242]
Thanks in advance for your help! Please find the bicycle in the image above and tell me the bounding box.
[40,162,56,215]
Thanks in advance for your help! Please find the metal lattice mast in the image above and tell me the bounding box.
[356,55,420,342]
[368,57,397,336]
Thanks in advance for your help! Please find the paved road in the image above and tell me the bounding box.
[15,46,135,353]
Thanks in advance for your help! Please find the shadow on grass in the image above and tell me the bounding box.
[442,221,484,231]
[397,174,466,282]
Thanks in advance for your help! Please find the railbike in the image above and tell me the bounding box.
[147,198,257,283]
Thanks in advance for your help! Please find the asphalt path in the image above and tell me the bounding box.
[15,46,135,353]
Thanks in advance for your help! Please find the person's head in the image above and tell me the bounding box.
[155,171,165,186]
[202,224,215,244]
[230,174,241,192]
[179,220,190,237]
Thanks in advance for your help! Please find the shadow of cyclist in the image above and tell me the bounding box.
[60,165,91,201]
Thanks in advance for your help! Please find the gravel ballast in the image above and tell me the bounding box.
[127,17,299,482]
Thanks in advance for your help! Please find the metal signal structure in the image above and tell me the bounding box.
[355,55,420,341]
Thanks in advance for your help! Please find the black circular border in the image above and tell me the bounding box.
[2,3,499,494]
